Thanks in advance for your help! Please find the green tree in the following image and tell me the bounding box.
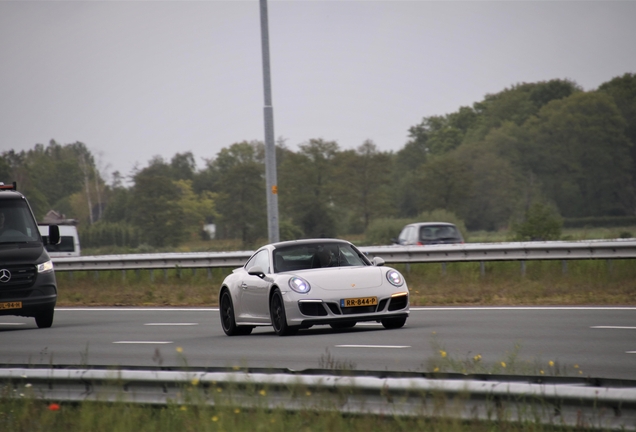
[512,202,563,241]
[598,73,636,213]
[521,92,634,217]
[332,140,394,232]
[130,170,185,247]
[208,142,266,245]
[279,139,339,238]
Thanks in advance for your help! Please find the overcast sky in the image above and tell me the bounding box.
[1,0,635,182]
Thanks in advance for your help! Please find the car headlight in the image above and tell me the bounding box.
[289,276,311,293]
[386,270,404,287]
[37,260,54,273]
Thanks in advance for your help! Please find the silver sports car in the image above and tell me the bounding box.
[219,239,410,336]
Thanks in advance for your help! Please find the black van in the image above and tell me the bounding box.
[0,182,60,328]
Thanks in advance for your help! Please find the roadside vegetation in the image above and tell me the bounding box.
[2,74,636,252]
[1,394,603,432]
[54,257,636,307]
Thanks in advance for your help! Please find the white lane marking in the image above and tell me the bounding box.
[144,323,199,326]
[335,345,410,349]
[0,323,26,326]
[113,341,173,344]
[591,326,636,330]
[627,351,636,354]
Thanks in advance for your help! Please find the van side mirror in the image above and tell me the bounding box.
[48,225,61,245]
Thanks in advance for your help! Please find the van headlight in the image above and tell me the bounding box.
[37,260,54,273]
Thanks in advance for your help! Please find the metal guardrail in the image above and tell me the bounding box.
[3,367,636,429]
[50,239,636,272]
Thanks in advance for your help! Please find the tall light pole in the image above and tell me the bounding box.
[259,0,280,243]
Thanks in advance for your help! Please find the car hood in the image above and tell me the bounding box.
[294,266,384,291]
[0,242,47,264]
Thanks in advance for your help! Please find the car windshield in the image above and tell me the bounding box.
[273,242,370,273]
[0,200,41,244]
[419,225,461,242]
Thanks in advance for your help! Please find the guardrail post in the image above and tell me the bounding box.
[441,262,447,276]
[480,261,485,277]
[562,260,568,275]
[150,270,154,282]
[93,271,99,281]
[405,263,410,274]
[607,259,613,275]
[520,260,526,277]
[122,270,126,281]
[207,268,212,280]
[192,268,197,278]
[163,269,168,281]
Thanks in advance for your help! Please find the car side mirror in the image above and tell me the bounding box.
[372,257,385,267]
[247,266,266,279]
[48,225,61,245]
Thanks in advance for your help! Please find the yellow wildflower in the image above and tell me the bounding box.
[439,350,447,358]
[259,389,267,396]
[500,362,506,368]
[549,360,554,367]
[176,347,183,353]
[212,416,219,422]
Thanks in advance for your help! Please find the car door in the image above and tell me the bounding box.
[240,249,272,322]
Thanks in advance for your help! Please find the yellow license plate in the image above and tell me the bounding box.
[0,302,22,310]
[341,297,377,308]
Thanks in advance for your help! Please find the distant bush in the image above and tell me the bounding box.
[364,218,413,245]
[563,216,636,228]
[512,203,562,241]
[80,222,141,248]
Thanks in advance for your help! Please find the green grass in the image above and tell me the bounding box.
[0,381,606,432]
[55,259,636,307]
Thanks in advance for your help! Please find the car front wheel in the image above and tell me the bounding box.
[220,290,252,336]
[270,289,298,336]
[381,317,406,330]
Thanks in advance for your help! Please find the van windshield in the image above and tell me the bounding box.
[0,200,41,244]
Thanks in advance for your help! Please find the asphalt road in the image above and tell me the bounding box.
[1,307,634,380]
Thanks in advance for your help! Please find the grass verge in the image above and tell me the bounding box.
[54,259,636,307]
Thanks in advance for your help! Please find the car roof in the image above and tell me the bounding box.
[270,238,352,249]
[408,222,457,227]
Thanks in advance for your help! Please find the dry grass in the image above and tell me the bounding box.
[55,259,636,307]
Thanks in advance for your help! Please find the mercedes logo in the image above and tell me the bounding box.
[0,269,11,283]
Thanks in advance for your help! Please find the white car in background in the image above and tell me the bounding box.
[219,239,410,336]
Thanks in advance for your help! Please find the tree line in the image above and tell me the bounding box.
[2,73,635,248]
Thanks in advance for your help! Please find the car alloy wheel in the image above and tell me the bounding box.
[270,289,298,336]
[220,290,252,336]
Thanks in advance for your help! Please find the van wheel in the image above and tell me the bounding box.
[35,309,54,328]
